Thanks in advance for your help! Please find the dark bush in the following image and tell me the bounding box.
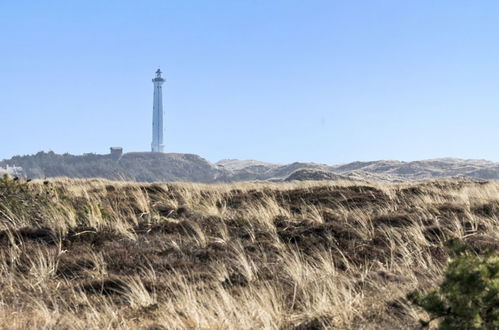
[409,240,498,329]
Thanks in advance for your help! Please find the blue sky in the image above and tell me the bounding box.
[1,1,499,164]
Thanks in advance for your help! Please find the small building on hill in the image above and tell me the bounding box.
[109,147,123,159]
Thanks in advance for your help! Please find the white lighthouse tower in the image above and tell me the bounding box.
[151,68,165,152]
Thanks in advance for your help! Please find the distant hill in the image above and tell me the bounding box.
[0,151,226,183]
[284,168,350,181]
[1,151,498,182]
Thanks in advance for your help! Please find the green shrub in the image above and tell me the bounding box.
[409,241,499,329]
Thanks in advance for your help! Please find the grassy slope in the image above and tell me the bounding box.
[0,177,498,329]
[0,152,222,182]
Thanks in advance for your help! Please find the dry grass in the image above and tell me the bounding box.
[0,177,498,329]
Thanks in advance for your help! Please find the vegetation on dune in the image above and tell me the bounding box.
[0,176,498,329]
[3,151,499,183]
[0,151,222,182]
[409,240,498,329]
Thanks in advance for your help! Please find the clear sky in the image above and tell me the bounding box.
[1,1,499,164]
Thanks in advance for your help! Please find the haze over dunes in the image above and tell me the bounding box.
[1,152,499,183]
[0,177,497,328]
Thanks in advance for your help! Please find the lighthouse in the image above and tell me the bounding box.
[151,68,165,153]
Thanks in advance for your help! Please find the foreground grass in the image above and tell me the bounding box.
[0,177,498,329]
